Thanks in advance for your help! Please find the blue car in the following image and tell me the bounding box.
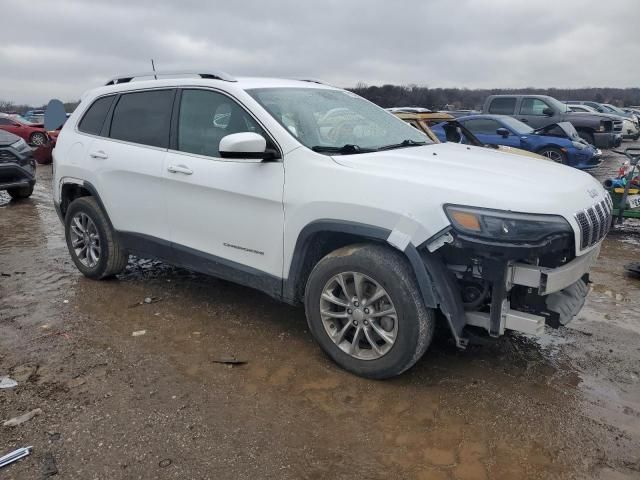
[431,114,602,169]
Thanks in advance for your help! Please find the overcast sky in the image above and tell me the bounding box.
[2,0,639,105]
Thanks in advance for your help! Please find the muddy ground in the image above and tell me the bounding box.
[1,149,639,479]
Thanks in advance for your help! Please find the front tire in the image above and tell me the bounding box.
[578,130,595,146]
[64,197,128,279]
[7,184,34,199]
[304,244,435,379]
[538,147,567,164]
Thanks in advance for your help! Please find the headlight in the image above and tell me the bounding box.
[444,205,572,242]
[11,138,29,151]
[571,141,585,149]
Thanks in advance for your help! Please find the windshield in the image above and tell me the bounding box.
[604,104,625,114]
[500,116,534,135]
[13,115,34,125]
[247,88,432,153]
[545,96,569,113]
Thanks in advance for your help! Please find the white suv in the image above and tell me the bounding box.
[53,70,611,378]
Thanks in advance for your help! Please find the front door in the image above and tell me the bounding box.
[518,97,557,128]
[164,88,285,280]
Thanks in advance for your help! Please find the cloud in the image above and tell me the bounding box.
[1,0,638,104]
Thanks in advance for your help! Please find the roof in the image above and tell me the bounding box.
[83,74,338,101]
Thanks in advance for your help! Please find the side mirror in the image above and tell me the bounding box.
[219,132,271,160]
[542,107,554,116]
[496,128,510,137]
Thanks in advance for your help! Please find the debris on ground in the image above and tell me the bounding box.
[211,356,248,366]
[131,330,147,337]
[159,458,172,468]
[0,377,18,389]
[3,408,43,427]
[11,364,38,383]
[66,377,86,389]
[0,446,33,469]
[41,452,58,477]
[129,297,163,308]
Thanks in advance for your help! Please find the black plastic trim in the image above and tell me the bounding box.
[117,232,282,299]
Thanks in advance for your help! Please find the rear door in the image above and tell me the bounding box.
[86,89,174,240]
[163,88,285,279]
[518,97,557,128]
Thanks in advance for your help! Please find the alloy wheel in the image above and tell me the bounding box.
[320,271,398,360]
[69,212,101,267]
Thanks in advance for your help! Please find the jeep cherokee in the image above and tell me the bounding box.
[53,71,610,378]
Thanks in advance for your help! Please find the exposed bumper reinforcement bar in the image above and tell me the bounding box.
[510,246,600,295]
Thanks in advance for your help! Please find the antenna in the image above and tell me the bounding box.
[151,59,157,80]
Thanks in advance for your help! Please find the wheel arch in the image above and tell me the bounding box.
[283,220,439,308]
[58,179,113,230]
[284,219,467,348]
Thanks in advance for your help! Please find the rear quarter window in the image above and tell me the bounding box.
[109,90,174,148]
[488,98,516,115]
[78,96,115,135]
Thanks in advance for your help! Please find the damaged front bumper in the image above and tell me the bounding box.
[465,246,599,337]
[426,229,602,348]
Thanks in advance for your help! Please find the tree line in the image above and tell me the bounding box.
[2,86,640,114]
[348,84,640,110]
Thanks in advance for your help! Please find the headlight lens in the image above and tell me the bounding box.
[11,138,29,151]
[444,205,572,242]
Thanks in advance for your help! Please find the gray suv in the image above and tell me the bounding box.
[482,94,622,148]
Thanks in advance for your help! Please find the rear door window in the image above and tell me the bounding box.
[109,90,174,148]
[488,98,516,115]
[519,98,552,116]
[78,96,115,135]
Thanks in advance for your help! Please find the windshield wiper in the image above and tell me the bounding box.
[376,139,427,151]
[311,144,374,155]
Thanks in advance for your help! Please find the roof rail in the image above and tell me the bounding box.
[105,70,237,86]
[291,78,326,85]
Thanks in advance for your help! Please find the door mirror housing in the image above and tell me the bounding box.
[219,132,271,160]
[496,127,510,137]
[542,107,555,116]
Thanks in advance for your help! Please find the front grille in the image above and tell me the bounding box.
[0,149,18,164]
[575,195,612,250]
[613,120,623,132]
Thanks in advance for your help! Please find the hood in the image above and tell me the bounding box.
[533,121,580,140]
[566,111,623,122]
[331,142,606,218]
[0,129,22,147]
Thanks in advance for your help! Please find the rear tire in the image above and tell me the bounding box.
[304,243,435,379]
[538,147,567,164]
[7,184,34,199]
[578,130,595,146]
[64,197,128,279]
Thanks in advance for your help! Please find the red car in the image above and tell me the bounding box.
[0,113,56,164]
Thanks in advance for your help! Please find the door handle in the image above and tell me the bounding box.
[89,150,108,159]
[167,164,193,175]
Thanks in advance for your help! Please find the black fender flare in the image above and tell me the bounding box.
[57,179,115,231]
[284,220,467,347]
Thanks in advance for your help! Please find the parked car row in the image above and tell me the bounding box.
[0,112,58,164]
[390,107,602,170]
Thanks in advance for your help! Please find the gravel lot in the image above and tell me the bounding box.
[1,145,639,479]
